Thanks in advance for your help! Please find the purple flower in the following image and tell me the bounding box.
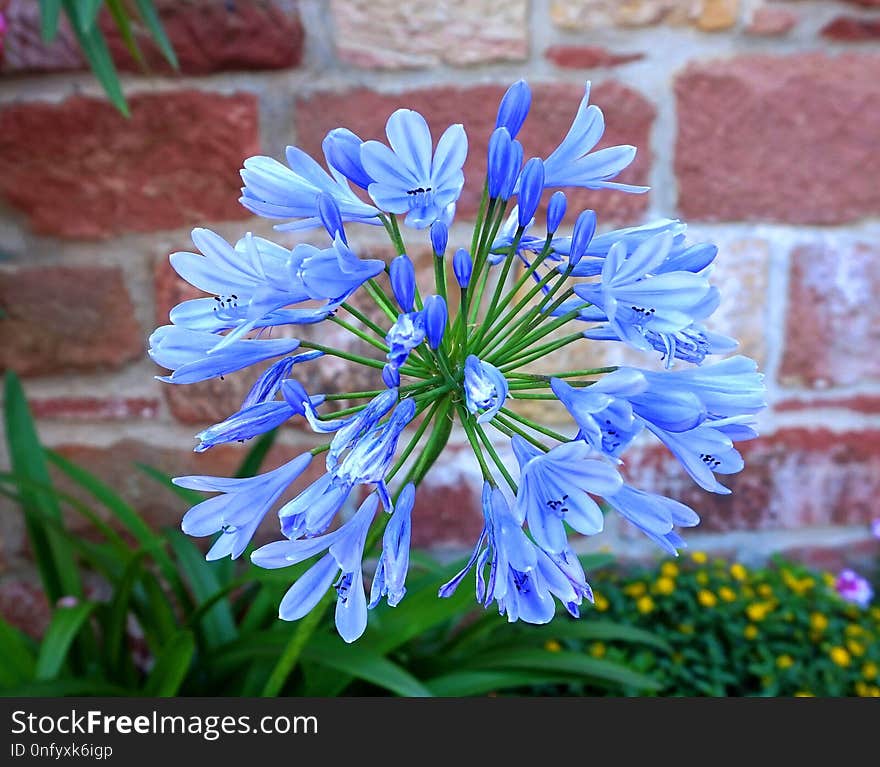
[835,569,874,608]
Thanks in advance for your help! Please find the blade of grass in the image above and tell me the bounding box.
[143,630,195,696]
[38,0,63,42]
[0,617,37,687]
[35,603,96,681]
[134,0,178,69]
[106,0,146,66]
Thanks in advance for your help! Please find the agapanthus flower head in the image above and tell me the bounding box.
[155,79,765,642]
[360,109,467,229]
[835,569,874,608]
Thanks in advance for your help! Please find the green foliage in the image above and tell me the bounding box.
[37,1,178,116]
[0,372,661,697]
[552,554,880,697]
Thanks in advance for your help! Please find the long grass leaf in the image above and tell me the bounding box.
[143,630,195,696]
[35,603,96,681]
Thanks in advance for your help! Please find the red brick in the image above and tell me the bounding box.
[746,7,797,36]
[409,445,484,549]
[0,0,304,75]
[777,540,878,575]
[776,396,880,414]
[545,46,644,69]
[821,16,880,41]
[0,266,143,376]
[294,82,654,224]
[105,0,304,75]
[675,54,880,223]
[0,91,258,239]
[623,429,880,533]
[780,241,880,388]
[31,397,160,421]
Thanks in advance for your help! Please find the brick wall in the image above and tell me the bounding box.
[1,0,879,613]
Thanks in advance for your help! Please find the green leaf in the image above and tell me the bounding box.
[38,0,63,42]
[63,1,129,117]
[106,0,146,67]
[134,0,179,69]
[70,0,104,31]
[426,670,571,697]
[533,620,672,652]
[261,597,329,696]
[47,450,181,592]
[464,649,661,692]
[4,372,82,602]
[167,532,237,649]
[144,630,195,696]
[35,603,96,681]
[103,551,146,679]
[4,679,131,697]
[302,641,434,697]
[137,463,203,506]
[0,618,37,687]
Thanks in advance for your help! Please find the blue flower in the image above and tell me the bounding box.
[543,82,648,194]
[512,437,622,553]
[360,109,467,229]
[292,235,386,302]
[241,352,324,408]
[573,233,717,358]
[439,483,592,623]
[386,311,426,369]
[277,397,415,537]
[317,192,346,242]
[464,355,508,424]
[644,415,759,495]
[517,158,545,228]
[174,453,312,560]
[430,220,448,257]
[584,321,737,367]
[568,209,597,267]
[148,325,301,385]
[252,493,379,642]
[546,191,567,234]
[322,128,373,189]
[195,375,326,452]
[487,127,523,201]
[240,145,380,231]
[389,253,416,312]
[453,248,472,288]
[495,80,531,139]
[369,483,416,608]
[423,295,447,350]
[604,485,700,555]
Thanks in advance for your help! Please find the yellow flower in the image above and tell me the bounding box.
[719,586,737,603]
[624,582,647,598]
[590,642,606,659]
[730,563,747,582]
[593,593,609,612]
[678,623,695,635]
[544,639,562,653]
[846,640,865,657]
[744,624,759,640]
[869,686,880,698]
[636,595,655,614]
[757,584,773,598]
[870,607,880,621]
[660,562,679,578]
[654,577,676,595]
[862,662,878,681]
[794,691,814,697]
[829,646,851,668]
[746,602,773,622]
[855,681,870,697]
[696,572,709,585]
[697,589,717,608]
[776,655,794,670]
[809,612,828,632]
[845,624,864,638]
[822,572,836,587]
[690,551,708,565]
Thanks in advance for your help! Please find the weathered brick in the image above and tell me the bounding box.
[622,429,880,533]
[746,7,797,36]
[330,0,528,69]
[675,54,880,223]
[0,0,304,75]
[821,17,880,42]
[31,397,160,421]
[295,82,653,224]
[0,577,51,639]
[549,0,738,31]
[0,91,258,239]
[0,266,143,376]
[780,241,880,388]
[545,46,644,69]
[774,539,878,575]
[776,396,880,414]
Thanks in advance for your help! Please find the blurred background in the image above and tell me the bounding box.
[0,0,878,696]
